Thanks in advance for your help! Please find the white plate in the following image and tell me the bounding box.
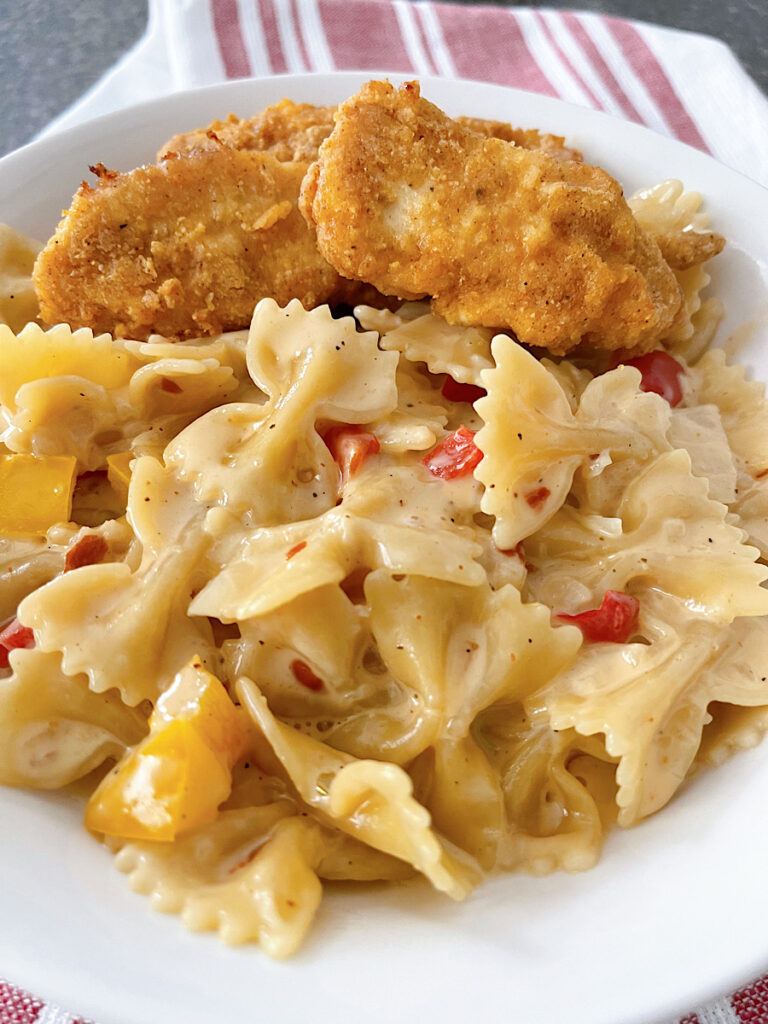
[1,73,768,1024]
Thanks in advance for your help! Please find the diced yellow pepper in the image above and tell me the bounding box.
[85,721,233,842]
[0,454,77,535]
[155,657,248,765]
[106,451,134,504]
[85,657,249,842]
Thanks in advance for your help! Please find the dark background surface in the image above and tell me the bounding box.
[0,0,766,158]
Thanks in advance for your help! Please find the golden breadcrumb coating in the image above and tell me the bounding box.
[301,80,688,355]
[456,116,583,162]
[650,229,725,271]
[33,146,348,340]
[157,99,337,164]
[159,100,581,166]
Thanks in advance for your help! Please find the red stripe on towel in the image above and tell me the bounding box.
[432,3,558,95]
[604,15,710,150]
[319,0,413,71]
[211,0,252,77]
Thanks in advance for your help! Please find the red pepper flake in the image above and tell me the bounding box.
[612,350,685,407]
[557,590,640,644]
[525,486,551,510]
[160,377,183,394]
[0,617,35,668]
[422,425,483,480]
[286,541,307,560]
[441,377,487,403]
[65,534,108,572]
[754,468,768,480]
[290,659,324,692]
[321,424,380,486]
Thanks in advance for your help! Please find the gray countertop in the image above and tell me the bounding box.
[0,0,766,159]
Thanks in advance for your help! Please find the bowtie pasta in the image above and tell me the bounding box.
[1,177,767,960]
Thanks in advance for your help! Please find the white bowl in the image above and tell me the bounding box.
[1,72,767,1024]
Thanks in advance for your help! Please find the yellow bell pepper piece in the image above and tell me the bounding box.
[0,454,77,535]
[85,657,249,842]
[106,451,134,504]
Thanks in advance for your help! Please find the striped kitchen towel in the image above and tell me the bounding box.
[38,0,768,185]
[5,2,768,1024]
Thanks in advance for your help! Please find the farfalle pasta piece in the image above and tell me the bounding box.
[695,703,768,772]
[368,357,448,454]
[474,703,617,874]
[683,353,768,556]
[475,335,670,548]
[5,377,129,469]
[0,225,42,332]
[629,180,724,355]
[127,329,251,388]
[113,804,412,957]
[225,586,440,765]
[688,348,768,481]
[630,179,711,235]
[377,312,495,387]
[526,450,768,622]
[126,358,238,423]
[667,404,737,504]
[0,649,147,789]
[192,463,486,620]
[410,736,505,870]
[246,299,397,423]
[114,805,319,956]
[237,678,478,899]
[0,534,68,620]
[730,479,768,559]
[19,552,217,706]
[0,323,138,409]
[1,323,242,470]
[19,458,217,705]
[164,299,398,528]
[366,572,582,739]
[538,593,768,826]
[354,300,431,334]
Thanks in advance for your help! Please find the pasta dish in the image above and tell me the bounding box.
[1,80,767,959]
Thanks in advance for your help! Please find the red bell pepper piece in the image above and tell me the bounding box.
[322,425,380,486]
[0,617,35,668]
[441,377,487,403]
[557,590,640,643]
[615,350,685,407]
[422,425,483,480]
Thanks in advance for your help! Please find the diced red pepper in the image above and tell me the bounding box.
[0,616,35,668]
[613,350,685,407]
[557,590,640,643]
[322,424,380,486]
[290,659,324,692]
[441,377,487,404]
[422,425,483,480]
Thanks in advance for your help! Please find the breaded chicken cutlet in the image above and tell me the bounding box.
[34,87,722,345]
[33,145,352,340]
[301,80,723,355]
[159,99,581,164]
[33,100,384,339]
[158,99,337,163]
